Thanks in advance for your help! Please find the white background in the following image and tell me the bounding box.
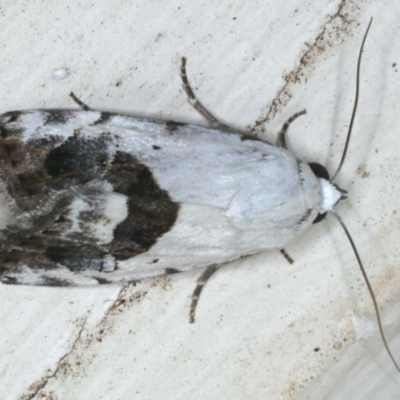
[0,1,400,399]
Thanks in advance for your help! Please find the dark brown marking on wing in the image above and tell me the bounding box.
[104,151,179,260]
[91,112,114,126]
[93,277,114,284]
[0,128,180,281]
[166,121,184,133]
[165,268,180,274]
[44,135,109,184]
[43,110,73,125]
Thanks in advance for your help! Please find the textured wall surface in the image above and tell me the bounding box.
[0,1,399,399]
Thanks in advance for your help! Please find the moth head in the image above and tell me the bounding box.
[308,162,347,224]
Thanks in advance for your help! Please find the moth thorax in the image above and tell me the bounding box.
[319,178,343,213]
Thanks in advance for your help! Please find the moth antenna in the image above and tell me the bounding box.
[331,17,400,374]
[331,209,400,374]
[332,17,373,181]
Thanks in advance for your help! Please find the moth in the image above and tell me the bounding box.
[0,18,398,372]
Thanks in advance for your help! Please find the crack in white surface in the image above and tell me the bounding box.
[249,0,356,134]
[21,318,88,400]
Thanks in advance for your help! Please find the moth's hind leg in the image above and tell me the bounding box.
[69,92,92,111]
[189,264,219,323]
[276,109,307,149]
[180,58,233,131]
[279,248,294,264]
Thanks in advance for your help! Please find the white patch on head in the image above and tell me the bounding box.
[319,179,342,213]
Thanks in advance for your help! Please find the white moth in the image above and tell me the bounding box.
[0,18,398,373]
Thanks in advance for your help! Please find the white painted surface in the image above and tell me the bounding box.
[0,1,399,399]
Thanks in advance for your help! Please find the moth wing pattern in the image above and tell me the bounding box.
[0,109,323,286]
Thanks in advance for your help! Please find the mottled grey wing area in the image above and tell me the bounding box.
[0,110,179,286]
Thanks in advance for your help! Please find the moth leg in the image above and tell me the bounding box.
[279,248,294,264]
[276,109,307,149]
[189,264,219,323]
[180,57,232,131]
[69,92,92,111]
